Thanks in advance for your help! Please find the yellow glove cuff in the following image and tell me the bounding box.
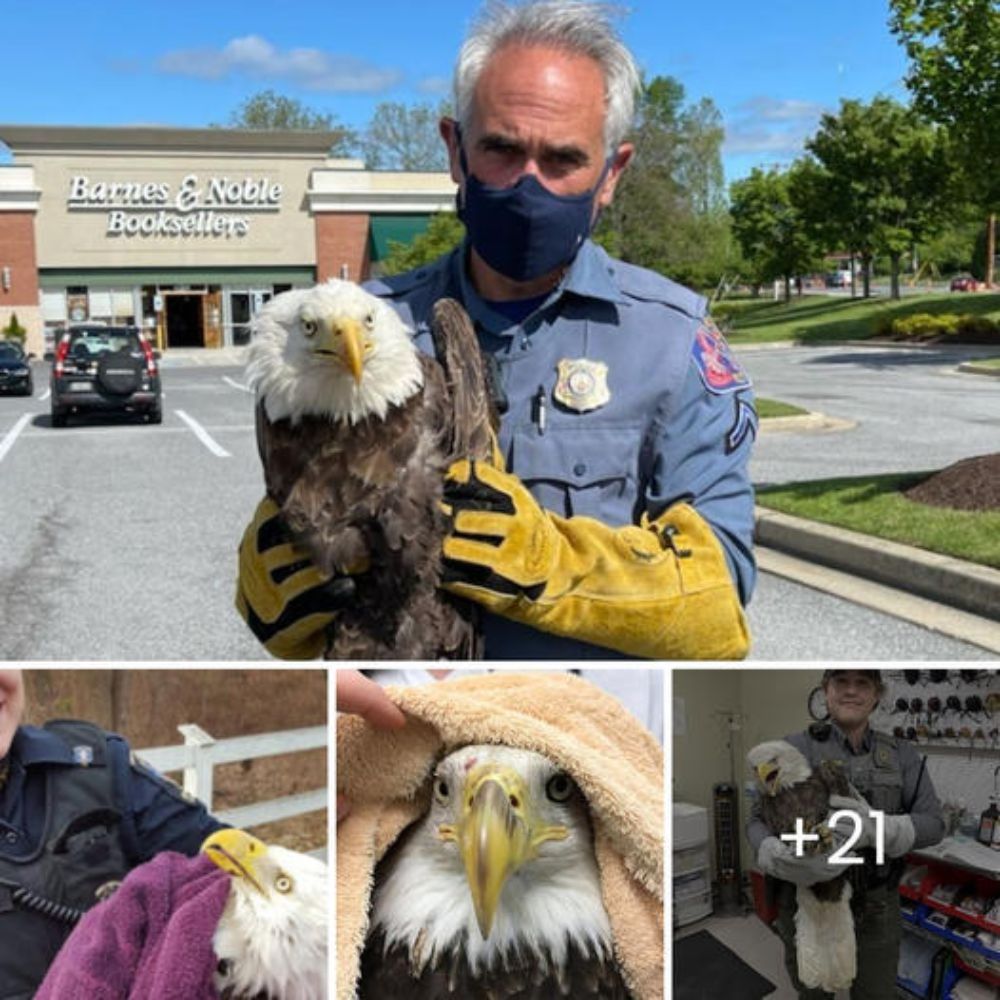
[445,502,750,660]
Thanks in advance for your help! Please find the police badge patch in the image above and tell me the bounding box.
[692,317,751,394]
[554,358,610,412]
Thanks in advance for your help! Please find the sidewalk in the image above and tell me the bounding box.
[158,346,248,368]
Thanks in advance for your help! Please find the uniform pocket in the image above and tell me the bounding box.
[510,425,643,522]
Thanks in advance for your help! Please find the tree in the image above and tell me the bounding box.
[379,212,464,275]
[361,101,450,171]
[729,166,821,301]
[889,0,1000,285]
[214,90,355,153]
[596,75,732,289]
[2,312,26,343]
[798,97,953,299]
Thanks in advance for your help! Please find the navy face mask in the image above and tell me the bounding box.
[455,129,611,283]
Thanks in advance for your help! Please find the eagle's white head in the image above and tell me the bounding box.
[747,740,812,797]
[246,279,424,426]
[371,744,612,976]
[202,828,327,1000]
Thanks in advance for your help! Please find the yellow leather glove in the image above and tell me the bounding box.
[441,460,750,659]
[235,496,363,660]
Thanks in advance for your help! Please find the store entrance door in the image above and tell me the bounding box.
[165,293,205,348]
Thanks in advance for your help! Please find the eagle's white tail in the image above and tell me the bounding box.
[794,882,856,993]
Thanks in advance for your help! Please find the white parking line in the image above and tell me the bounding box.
[0,413,32,464]
[39,388,51,401]
[222,376,252,394]
[175,409,231,457]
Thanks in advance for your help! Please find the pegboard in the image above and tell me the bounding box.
[874,669,1000,823]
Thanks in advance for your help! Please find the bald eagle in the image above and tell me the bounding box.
[247,280,496,659]
[359,745,631,999]
[747,740,855,993]
[202,828,327,1000]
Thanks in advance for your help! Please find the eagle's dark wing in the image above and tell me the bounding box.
[429,298,499,463]
[759,775,848,903]
[814,759,850,798]
[256,365,479,658]
[359,929,632,1000]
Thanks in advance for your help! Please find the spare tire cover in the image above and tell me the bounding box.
[96,351,143,395]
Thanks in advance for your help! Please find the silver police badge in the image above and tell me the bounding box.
[554,358,610,413]
[73,745,94,767]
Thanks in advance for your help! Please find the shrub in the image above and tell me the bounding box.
[954,315,1000,342]
[2,312,26,343]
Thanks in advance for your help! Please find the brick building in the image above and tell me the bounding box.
[0,125,455,356]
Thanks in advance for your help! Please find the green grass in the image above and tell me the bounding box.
[757,473,1000,569]
[715,292,1000,345]
[757,397,809,418]
[969,357,1000,370]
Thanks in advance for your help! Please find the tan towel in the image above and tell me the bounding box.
[336,671,664,1000]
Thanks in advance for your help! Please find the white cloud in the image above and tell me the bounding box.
[416,76,451,97]
[156,35,402,93]
[723,95,829,158]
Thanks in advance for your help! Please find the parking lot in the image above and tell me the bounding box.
[0,360,268,659]
[1,348,995,660]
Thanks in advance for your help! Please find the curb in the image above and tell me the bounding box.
[754,506,1000,622]
[760,412,855,434]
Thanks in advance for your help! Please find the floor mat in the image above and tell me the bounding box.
[674,929,778,1000]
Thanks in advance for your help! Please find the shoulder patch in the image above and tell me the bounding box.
[692,317,751,394]
[609,260,706,317]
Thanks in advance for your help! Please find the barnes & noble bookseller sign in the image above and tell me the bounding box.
[67,173,284,238]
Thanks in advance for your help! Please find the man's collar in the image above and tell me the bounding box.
[10,726,77,766]
[453,238,626,336]
[830,721,873,754]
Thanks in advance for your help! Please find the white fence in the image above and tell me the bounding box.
[137,724,327,830]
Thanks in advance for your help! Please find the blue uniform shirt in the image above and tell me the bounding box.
[0,725,224,864]
[366,239,756,659]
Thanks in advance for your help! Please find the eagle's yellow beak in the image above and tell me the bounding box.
[317,316,367,384]
[756,761,780,795]
[202,828,268,896]
[438,764,568,940]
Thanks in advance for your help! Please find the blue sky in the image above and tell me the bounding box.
[1,0,911,183]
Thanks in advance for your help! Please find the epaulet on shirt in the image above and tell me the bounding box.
[609,259,707,320]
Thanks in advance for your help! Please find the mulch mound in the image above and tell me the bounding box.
[904,453,1000,512]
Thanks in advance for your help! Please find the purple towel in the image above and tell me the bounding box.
[35,851,231,1000]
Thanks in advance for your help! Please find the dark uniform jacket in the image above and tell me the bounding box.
[0,721,223,1000]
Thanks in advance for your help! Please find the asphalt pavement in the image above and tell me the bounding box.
[0,346,996,661]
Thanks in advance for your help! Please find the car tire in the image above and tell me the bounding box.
[23,376,33,396]
[96,352,143,395]
[51,409,68,428]
[147,406,163,425]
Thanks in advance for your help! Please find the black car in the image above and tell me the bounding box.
[50,325,161,427]
[0,340,33,395]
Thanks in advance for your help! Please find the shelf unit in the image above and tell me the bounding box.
[898,852,1000,998]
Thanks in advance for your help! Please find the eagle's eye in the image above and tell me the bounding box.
[434,778,450,804]
[275,873,293,894]
[546,773,574,802]
[363,311,376,330]
[301,318,319,338]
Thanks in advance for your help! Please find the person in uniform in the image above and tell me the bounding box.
[747,669,945,999]
[0,670,224,1000]
[236,0,756,661]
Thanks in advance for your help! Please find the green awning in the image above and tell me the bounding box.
[39,266,316,288]
[368,215,434,262]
